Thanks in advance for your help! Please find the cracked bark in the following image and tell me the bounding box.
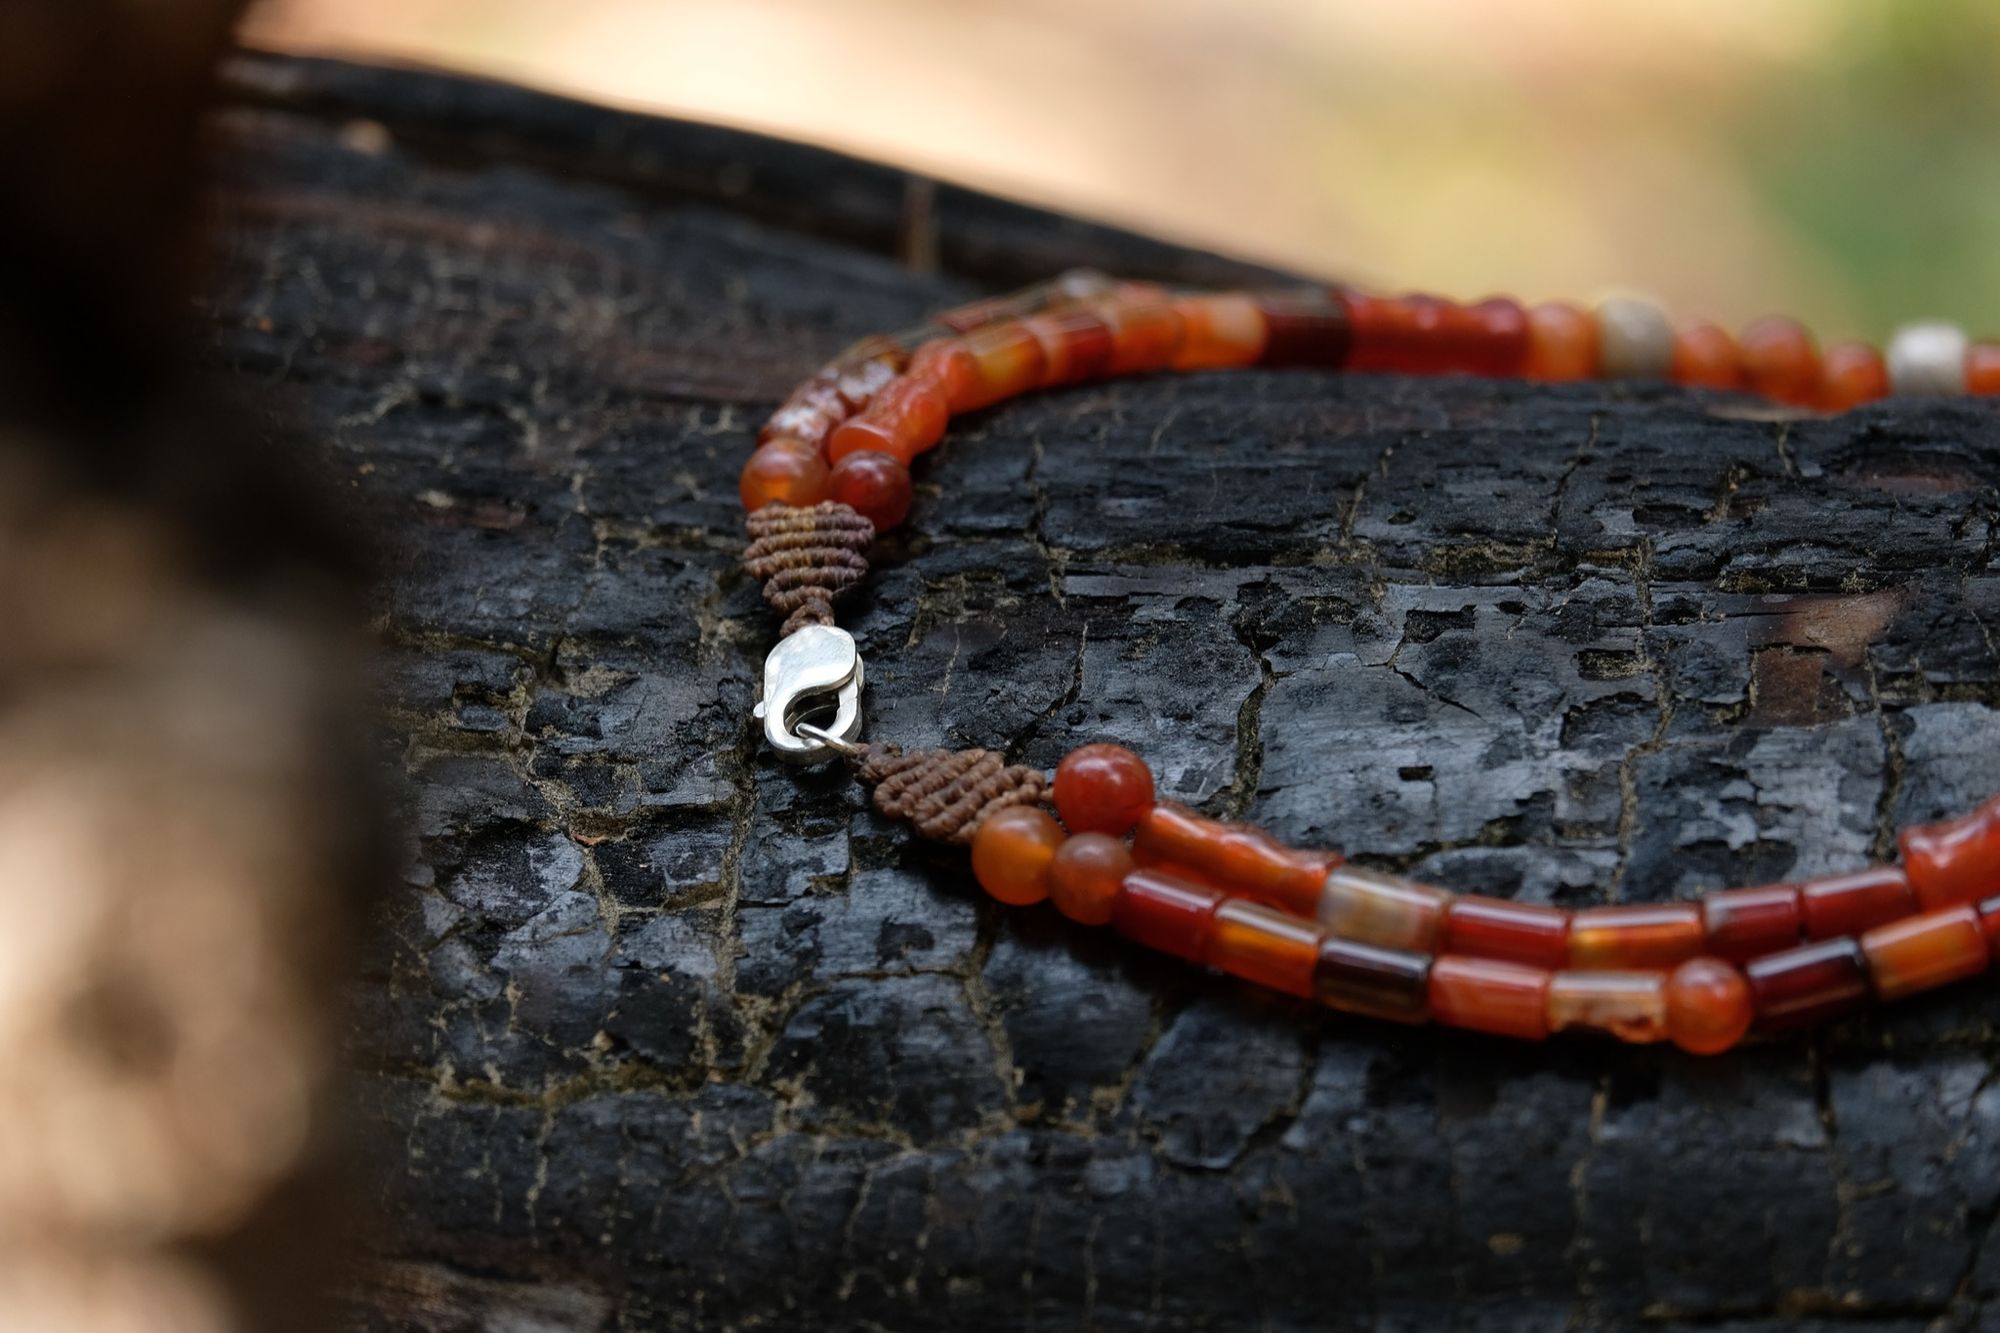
[208,52,2000,1333]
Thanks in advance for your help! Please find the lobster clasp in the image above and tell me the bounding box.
[752,625,864,763]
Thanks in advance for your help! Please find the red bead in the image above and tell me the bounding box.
[1129,803,1337,917]
[1663,957,1753,1054]
[954,320,1047,412]
[907,339,980,409]
[1967,342,2000,395]
[1670,322,1742,389]
[1522,302,1599,381]
[1799,867,1916,940]
[1427,956,1552,1040]
[826,450,913,531]
[1745,938,1870,1032]
[1209,900,1323,998]
[1052,743,1155,836]
[1021,309,1114,386]
[1314,937,1430,1023]
[1342,292,1528,377]
[1818,340,1889,411]
[1568,903,1705,970]
[1098,298,1185,375]
[826,377,949,464]
[1738,316,1821,407]
[1256,296,1351,367]
[1441,894,1571,969]
[1901,798,2000,911]
[969,805,1064,907]
[1701,883,1802,961]
[1111,868,1224,963]
[1978,894,2000,956]
[1048,833,1132,926]
[1859,904,1988,1001]
[739,442,830,512]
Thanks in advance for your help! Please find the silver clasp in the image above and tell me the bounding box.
[752,625,864,763]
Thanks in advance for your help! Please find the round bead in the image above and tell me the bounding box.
[1663,957,1753,1055]
[1819,340,1889,410]
[1886,321,1969,396]
[826,450,913,531]
[1522,301,1599,381]
[970,805,1064,907]
[1738,316,1820,406]
[1670,322,1741,389]
[1594,296,1675,379]
[738,442,830,512]
[1052,743,1155,836]
[1048,833,1132,926]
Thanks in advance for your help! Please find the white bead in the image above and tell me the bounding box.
[1594,296,1675,379]
[1887,321,1968,395]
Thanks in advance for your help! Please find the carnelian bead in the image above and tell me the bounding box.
[907,338,980,409]
[1342,292,1527,377]
[1021,309,1114,386]
[1966,342,2000,395]
[1738,316,1821,406]
[1052,743,1155,836]
[833,355,899,413]
[826,450,913,531]
[1744,938,1870,1032]
[1670,322,1742,389]
[1859,904,1989,1001]
[1316,866,1451,952]
[1901,797,2000,910]
[1701,883,1802,962]
[954,320,1047,412]
[1314,937,1431,1024]
[1110,868,1224,962]
[1522,301,1599,381]
[1048,832,1132,926]
[1427,956,1551,1040]
[739,442,830,512]
[1130,803,1337,917]
[1546,971,1668,1043]
[1818,340,1889,411]
[1209,899,1323,998]
[1171,293,1268,370]
[1663,957,1753,1054]
[1441,894,1570,969]
[969,805,1064,907]
[1800,867,1916,940]
[1568,903,1704,970]
[826,377,949,464]
[1978,894,2000,955]
[1257,295,1351,366]
[1099,298,1185,375]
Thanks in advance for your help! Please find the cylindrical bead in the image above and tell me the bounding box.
[1130,803,1338,917]
[1522,301,1599,381]
[1342,292,1528,377]
[1738,316,1820,407]
[1098,299,1186,375]
[1594,296,1675,379]
[1546,970,1668,1042]
[826,377,948,463]
[1799,867,1916,940]
[1818,341,1889,411]
[1171,293,1269,370]
[1021,308,1115,386]
[1111,869,1225,964]
[1886,321,1969,395]
[1568,902,1704,970]
[1315,866,1451,952]
[1901,799,2000,910]
[953,320,1047,412]
[1256,295,1351,367]
[906,338,980,410]
[1440,894,1571,969]
[1427,956,1552,1040]
[1210,899,1324,999]
[833,355,899,413]
[1313,937,1431,1024]
[1670,322,1742,389]
[1859,904,1988,1001]
[1701,883,1802,961]
[1745,937,1871,1032]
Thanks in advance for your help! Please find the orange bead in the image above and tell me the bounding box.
[953,320,1047,412]
[826,377,949,464]
[1209,900,1323,998]
[1701,883,1802,961]
[1171,293,1269,370]
[1670,322,1741,389]
[1110,867,1225,962]
[1900,797,2000,911]
[826,450,913,531]
[1316,866,1450,952]
[1800,867,1915,939]
[1568,903,1705,971]
[907,338,981,409]
[1344,292,1528,377]
[1427,956,1551,1040]
[739,442,830,512]
[1021,308,1114,386]
[1052,743,1155,836]
[1048,832,1132,926]
[1130,803,1337,917]
[1966,342,2000,395]
[1663,957,1753,1054]
[1441,894,1571,969]
[1546,970,1668,1043]
[970,805,1064,907]
[1522,301,1599,381]
[1098,298,1186,375]
[1738,316,1821,406]
[1860,904,1989,1001]
[1818,340,1889,411]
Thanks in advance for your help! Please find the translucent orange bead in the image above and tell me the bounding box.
[1670,322,1742,389]
[1859,904,1989,1001]
[1129,803,1337,917]
[1738,316,1821,406]
[826,450,913,531]
[1818,340,1889,411]
[1316,866,1450,952]
[1663,957,1753,1054]
[1546,970,1668,1043]
[739,441,830,512]
[1209,900,1324,998]
[1110,868,1224,962]
[826,376,949,464]
[1098,298,1185,375]
[970,805,1063,907]
[1701,883,1802,961]
[1800,867,1915,939]
[1052,743,1155,837]
[1170,293,1268,370]
[1967,342,2000,395]
[1344,292,1528,377]
[1428,956,1551,1040]
[953,320,1047,412]
[1021,309,1114,386]
[1441,894,1570,969]
[1048,832,1132,926]
[907,338,980,409]
[1901,796,2000,910]
[1523,301,1599,381]
[1568,903,1704,971]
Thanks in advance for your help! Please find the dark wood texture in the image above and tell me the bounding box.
[209,53,2000,1333]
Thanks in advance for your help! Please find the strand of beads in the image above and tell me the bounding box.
[959,742,2000,1052]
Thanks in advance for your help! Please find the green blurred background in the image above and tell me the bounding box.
[246,0,2000,338]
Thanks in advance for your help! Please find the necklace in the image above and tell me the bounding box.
[735,271,2000,1056]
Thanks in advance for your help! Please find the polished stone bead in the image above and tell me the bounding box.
[1701,883,1802,961]
[1568,902,1704,970]
[739,441,830,511]
[970,805,1064,907]
[1111,868,1225,963]
[1427,956,1552,1040]
[1130,803,1336,917]
[1210,899,1323,998]
[826,450,913,531]
[1745,937,1870,1032]
[1670,322,1742,389]
[1052,743,1155,837]
[1314,936,1430,1024]
[1315,866,1450,952]
[1440,894,1570,969]
[1900,797,2000,910]
[1886,320,1969,395]
[1799,867,1916,940]
[1171,293,1269,370]
[1048,832,1132,927]
[1522,301,1598,381]
[1663,957,1753,1054]
[1859,904,1988,1001]
[1594,295,1675,379]
[1546,970,1668,1042]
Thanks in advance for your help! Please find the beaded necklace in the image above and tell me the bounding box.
[736,271,2000,1055]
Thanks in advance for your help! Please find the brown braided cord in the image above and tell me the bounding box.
[743,501,874,636]
[855,744,1050,844]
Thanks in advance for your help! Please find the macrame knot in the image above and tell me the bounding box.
[743,501,874,636]
[855,744,1050,844]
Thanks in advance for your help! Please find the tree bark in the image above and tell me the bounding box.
[211,52,2000,1332]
